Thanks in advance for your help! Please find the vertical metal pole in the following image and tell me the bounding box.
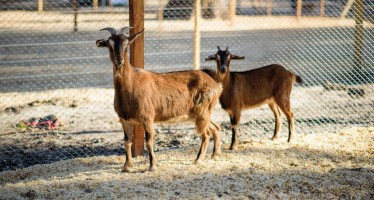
[296,0,303,19]
[296,0,302,19]
[109,0,113,12]
[101,0,106,8]
[267,0,272,16]
[353,0,364,74]
[193,0,201,70]
[158,0,164,21]
[320,0,324,16]
[93,0,98,11]
[129,0,145,157]
[229,0,236,22]
[72,0,78,32]
[38,0,43,13]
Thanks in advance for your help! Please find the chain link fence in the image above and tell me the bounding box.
[0,0,373,171]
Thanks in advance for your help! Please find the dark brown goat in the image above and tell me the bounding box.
[96,27,222,172]
[205,46,302,150]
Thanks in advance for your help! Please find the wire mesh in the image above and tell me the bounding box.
[0,0,373,171]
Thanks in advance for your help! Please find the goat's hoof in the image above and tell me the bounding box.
[121,166,132,173]
[149,165,157,172]
[211,152,221,160]
[229,146,238,151]
[271,137,278,141]
[194,159,203,165]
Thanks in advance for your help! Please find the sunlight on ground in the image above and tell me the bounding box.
[0,127,373,199]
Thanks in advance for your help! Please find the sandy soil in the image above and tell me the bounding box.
[0,127,373,199]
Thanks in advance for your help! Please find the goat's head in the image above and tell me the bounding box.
[96,27,144,68]
[205,46,245,76]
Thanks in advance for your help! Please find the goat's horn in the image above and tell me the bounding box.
[217,46,221,51]
[226,46,228,51]
[100,27,117,36]
[120,27,134,36]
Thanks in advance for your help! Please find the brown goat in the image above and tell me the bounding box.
[205,46,302,150]
[96,27,222,172]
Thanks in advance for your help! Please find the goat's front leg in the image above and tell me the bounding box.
[229,112,241,151]
[120,119,134,172]
[144,122,158,171]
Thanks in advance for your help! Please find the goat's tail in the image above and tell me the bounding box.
[295,74,303,85]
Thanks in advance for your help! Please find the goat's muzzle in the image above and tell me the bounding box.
[220,65,227,73]
[115,58,123,67]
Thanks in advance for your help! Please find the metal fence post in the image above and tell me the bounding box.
[158,0,164,21]
[193,0,201,70]
[229,0,236,22]
[38,0,43,13]
[353,0,364,78]
[93,0,98,11]
[297,0,302,19]
[129,0,145,157]
[72,0,78,32]
[267,0,272,16]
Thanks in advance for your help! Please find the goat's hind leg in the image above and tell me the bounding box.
[276,98,294,143]
[144,122,158,171]
[210,120,221,159]
[195,131,210,164]
[269,102,282,141]
[120,119,134,172]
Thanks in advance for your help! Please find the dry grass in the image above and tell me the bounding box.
[0,127,373,199]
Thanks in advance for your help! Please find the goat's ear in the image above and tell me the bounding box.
[231,55,245,60]
[205,54,216,61]
[96,39,108,47]
[127,29,145,45]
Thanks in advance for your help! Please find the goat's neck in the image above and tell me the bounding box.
[113,48,134,93]
[221,71,232,92]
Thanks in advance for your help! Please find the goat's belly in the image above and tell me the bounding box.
[155,114,192,124]
[243,98,274,109]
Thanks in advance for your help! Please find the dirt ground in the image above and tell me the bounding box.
[0,126,373,199]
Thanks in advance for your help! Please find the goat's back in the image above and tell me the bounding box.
[133,69,222,123]
[225,64,298,108]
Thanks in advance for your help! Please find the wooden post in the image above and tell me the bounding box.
[320,0,324,16]
[353,0,364,73]
[129,0,145,157]
[229,0,236,22]
[267,0,272,16]
[341,0,355,19]
[93,0,98,11]
[193,0,201,69]
[296,0,302,19]
[38,0,43,13]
